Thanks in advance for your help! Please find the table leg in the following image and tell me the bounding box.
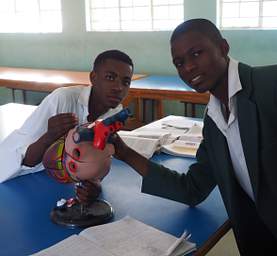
[142,99,147,123]
[155,100,163,120]
[12,89,16,102]
[135,97,142,123]
[191,103,196,117]
[183,102,196,117]
[184,102,188,116]
[22,90,27,104]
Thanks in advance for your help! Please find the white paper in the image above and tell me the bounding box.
[178,135,202,143]
[33,217,196,256]
[32,235,114,256]
[119,135,160,159]
[81,216,196,256]
[118,130,171,139]
[118,131,172,159]
[135,116,202,138]
[161,127,202,158]
[161,141,199,158]
[185,124,202,137]
[161,118,202,130]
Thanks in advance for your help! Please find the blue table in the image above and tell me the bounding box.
[0,153,228,256]
[123,75,210,123]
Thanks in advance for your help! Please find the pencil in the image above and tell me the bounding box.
[164,230,189,256]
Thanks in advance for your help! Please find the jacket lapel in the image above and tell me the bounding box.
[237,63,259,200]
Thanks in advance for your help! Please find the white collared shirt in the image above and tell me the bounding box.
[207,58,255,201]
[0,85,122,183]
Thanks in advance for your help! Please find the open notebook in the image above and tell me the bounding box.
[32,216,196,256]
[160,123,202,158]
[119,116,203,158]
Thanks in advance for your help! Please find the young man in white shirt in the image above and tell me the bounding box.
[113,19,277,255]
[0,49,133,201]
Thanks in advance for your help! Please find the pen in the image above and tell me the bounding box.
[164,230,191,256]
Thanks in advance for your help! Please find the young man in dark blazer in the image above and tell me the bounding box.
[113,19,277,255]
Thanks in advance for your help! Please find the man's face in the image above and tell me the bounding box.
[90,59,133,109]
[171,31,229,93]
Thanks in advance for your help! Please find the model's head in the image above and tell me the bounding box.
[90,50,134,110]
[42,126,114,183]
[170,19,229,93]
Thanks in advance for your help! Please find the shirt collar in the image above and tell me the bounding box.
[207,57,242,115]
[78,85,92,108]
[228,57,242,99]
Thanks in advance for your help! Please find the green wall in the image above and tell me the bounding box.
[1,0,277,73]
[0,0,277,115]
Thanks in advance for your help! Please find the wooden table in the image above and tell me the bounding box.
[0,66,146,103]
[0,67,210,129]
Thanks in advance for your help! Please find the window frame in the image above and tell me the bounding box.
[218,0,277,30]
[85,0,184,32]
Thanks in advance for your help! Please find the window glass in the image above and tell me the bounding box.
[218,0,277,29]
[0,0,62,33]
[86,0,184,31]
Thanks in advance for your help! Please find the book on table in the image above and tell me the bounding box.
[160,124,202,158]
[33,216,196,256]
[118,115,203,158]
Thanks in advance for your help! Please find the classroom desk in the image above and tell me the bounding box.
[0,66,146,103]
[0,103,229,256]
[123,75,210,122]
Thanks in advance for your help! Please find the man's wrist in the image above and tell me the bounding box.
[120,145,133,162]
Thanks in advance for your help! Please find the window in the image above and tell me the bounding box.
[0,0,62,33]
[85,0,184,31]
[218,0,277,29]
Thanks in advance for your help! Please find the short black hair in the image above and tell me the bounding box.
[170,19,223,45]
[93,49,134,71]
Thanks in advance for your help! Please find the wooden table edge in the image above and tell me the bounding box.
[193,219,231,256]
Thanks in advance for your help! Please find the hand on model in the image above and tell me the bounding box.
[23,113,79,167]
[111,133,130,162]
[45,113,79,145]
[75,179,101,205]
[111,132,149,177]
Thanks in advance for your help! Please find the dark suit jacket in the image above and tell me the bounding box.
[142,63,277,255]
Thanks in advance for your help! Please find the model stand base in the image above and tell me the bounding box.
[51,199,113,228]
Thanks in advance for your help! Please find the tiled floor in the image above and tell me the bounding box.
[206,229,240,256]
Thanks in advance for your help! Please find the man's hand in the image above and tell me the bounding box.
[75,179,101,205]
[23,113,78,167]
[45,113,79,145]
[112,133,149,177]
[111,133,129,162]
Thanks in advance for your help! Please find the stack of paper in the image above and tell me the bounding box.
[33,216,196,256]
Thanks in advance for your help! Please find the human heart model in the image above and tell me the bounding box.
[43,108,131,183]
[41,108,131,228]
